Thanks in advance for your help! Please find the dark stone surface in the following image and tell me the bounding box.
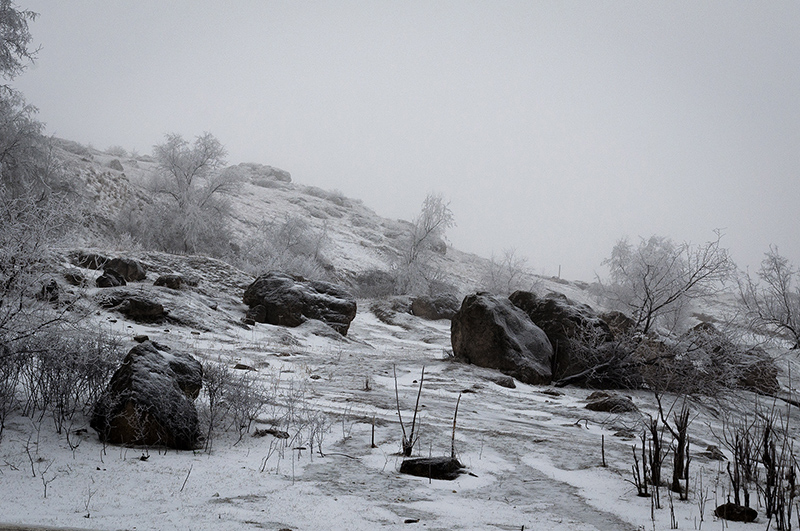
[96,269,127,288]
[154,274,183,290]
[105,257,147,282]
[243,271,357,336]
[714,503,757,523]
[509,291,613,380]
[97,289,165,322]
[451,293,553,385]
[90,342,202,450]
[399,456,465,480]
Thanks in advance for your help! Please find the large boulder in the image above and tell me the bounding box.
[509,291,613,380]
[97,289,165,322]
[451,293,553,385]
[105,257,147,282]
[243,272,357,336]
[90,342,202,450]
[96,269,127,288]
[410,294,460,320]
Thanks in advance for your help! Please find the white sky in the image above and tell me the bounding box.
[15,1,800,282]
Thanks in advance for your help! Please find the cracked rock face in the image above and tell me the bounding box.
[243,271,357,336]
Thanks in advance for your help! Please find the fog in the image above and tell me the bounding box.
[16,1,800,281]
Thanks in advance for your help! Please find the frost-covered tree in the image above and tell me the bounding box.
[397,193,455,294]
[739,247,800,348]
[481,247,532,295]
[140,132,238,255]
[600,231,735,333]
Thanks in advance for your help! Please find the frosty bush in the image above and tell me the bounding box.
[238,215,330,280]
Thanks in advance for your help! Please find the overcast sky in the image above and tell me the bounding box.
[15,1,800,282]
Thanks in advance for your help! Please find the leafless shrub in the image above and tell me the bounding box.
[480,248,533,295]
[739,246,800,348]
[238,215,330,280]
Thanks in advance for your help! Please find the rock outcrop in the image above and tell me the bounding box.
[451,293,553,385]
[97,289,165,322]
[243,272,357,336]
[90,342,202,450]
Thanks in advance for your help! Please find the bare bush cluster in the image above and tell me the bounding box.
[395,193,455,295]
[116,132,238,258]
[739,246,800,348]
[0,326,123,443]
[238,215,331,280]
[480,248,534,295]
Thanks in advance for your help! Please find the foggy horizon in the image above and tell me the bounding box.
[15,1,800,281]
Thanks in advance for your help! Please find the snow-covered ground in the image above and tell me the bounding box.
[1,259,793,530]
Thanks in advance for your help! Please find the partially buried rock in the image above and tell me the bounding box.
[490,375,516,389]
[410,294,460,320]
[585,393,638,413]
[90,341,202,450]
[714,503,757,523]
[399,456,465,480]
[104,257,147,282]
[451,293,553,385]
[154,274,183,290]
[243,271,357,336]
[97,289,165,322]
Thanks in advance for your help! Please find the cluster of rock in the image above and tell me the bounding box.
[451,291,616,386]
[449,290,779,393]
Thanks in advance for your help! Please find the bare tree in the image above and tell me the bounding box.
[397,193,455,294]
[0,1,38,86]
[481,247,531,295]
[600,231,735,334]
[739,246,800,348]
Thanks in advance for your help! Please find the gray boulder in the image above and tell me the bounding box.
[451,293,553,385]
[509,291,613,380]
[411,294,460,320]
[243,272,357,336]
[90,342,202,450]
[97,289,165,322]
[105,257,147,282]
[96,269,126,288]
[154,274,183,290]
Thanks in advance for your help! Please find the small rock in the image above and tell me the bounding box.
[133,335,149,343]
[714,503,757,523]
[154,274,183,290]
[233,363,256,371]
[490,375,516,389]
[585,395,638,413]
